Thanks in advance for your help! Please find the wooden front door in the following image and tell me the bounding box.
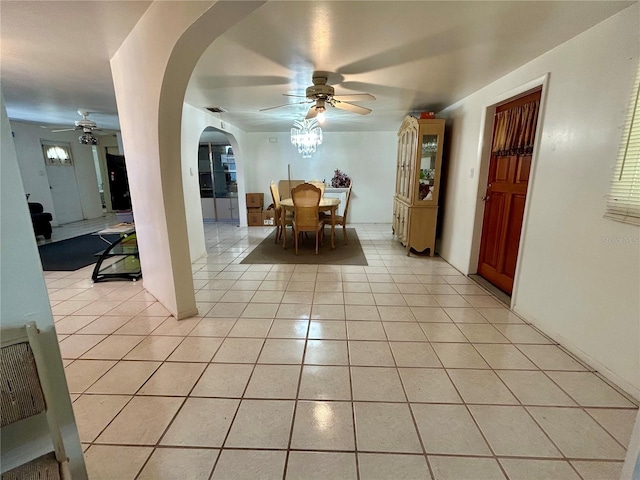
[477,89,541,295]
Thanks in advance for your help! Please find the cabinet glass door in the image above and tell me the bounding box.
[398,134,406,196]
[403,128,417,199]
[417,134,439,202]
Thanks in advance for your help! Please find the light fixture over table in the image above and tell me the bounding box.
[291,119,323,158]
[79,131,99,145]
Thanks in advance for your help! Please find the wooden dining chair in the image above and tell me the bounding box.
[323,182,353,244]
[308,180,326,197]
[291,183,323,254]
[278,180,305,200]
[270,181,292,243]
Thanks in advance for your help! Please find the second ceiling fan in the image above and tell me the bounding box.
[50,110,109,145]
[261,75,376,120]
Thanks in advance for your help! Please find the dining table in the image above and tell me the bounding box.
[280,197,341,250]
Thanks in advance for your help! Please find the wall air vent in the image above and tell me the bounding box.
[206,107,228,113]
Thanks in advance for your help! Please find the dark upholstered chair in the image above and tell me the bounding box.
[28,202,53,239]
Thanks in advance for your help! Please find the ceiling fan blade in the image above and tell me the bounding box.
[305,106,318,120]
[259,104,290,112]
[259,99,310,112]
[332,93,376,102]
[51,128,77,133]
[260,99,313,112]
[283,93,308,98]
[332,100,372,115]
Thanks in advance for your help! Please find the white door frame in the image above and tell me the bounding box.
[467,73,550,308]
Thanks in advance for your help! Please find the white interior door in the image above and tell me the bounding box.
[46,163,83,224]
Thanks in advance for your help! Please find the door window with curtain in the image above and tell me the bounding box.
[477,89,541,295]
[606,62,640,225]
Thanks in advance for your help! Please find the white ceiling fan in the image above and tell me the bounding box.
[52,110,104,133]
[260,74,376,120]
[51,110,108,144]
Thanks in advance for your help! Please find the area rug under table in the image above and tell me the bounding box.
[241,228,367,265]
[38,233,119,271]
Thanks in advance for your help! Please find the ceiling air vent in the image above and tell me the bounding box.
[206,107,228,113]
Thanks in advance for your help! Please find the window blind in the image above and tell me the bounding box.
[606,62,640,225]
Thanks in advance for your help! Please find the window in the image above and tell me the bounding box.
[606,62,640,225]
[42,142,73,166]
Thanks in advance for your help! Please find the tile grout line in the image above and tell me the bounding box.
[346,320,361,480]
[206,322,270,480]
[55,224,637,480]
[131,318,234,480]
[79,440,631,462]
[437,297,581,471]
[281,308,311,480]
[86,319,200,453]
[385,318,436,480]
[429,336,513,480]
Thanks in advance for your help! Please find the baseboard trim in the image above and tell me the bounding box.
[469,274,511,307]
[513,306,640,403]
[175,308,199,320]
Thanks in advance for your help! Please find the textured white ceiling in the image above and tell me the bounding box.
[1,1,634,133]
[1,1,152,130]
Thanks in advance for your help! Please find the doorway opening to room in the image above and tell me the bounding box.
[105,151,132,213]
[476,87,542,296]
[198,128,239,223]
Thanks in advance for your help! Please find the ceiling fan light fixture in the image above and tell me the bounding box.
[262,74,375,119]
[79,132,99,145]
[316,106,326,123]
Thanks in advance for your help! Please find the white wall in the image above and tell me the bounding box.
[180,106,398,252]
[111,1,262,318]
[0,94,87,478]
[10,120,103,224]
[181,103,248,261]
[439,5,640,397]
[243,131,397,224]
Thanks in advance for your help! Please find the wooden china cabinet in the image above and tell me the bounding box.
[392,116,445,256]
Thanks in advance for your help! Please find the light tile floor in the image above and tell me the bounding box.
[46,223,638,480]
[37,213,120,246]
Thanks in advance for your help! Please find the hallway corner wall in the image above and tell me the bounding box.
[438,5,640,397]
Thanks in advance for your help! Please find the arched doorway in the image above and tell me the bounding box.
[198,127,239,223]
[110,1,263,318]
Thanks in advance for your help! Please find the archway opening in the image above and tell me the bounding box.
[197,127,239,223]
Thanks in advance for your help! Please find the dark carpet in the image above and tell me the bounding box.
[241,228,368,265]
[38,233,120,271]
